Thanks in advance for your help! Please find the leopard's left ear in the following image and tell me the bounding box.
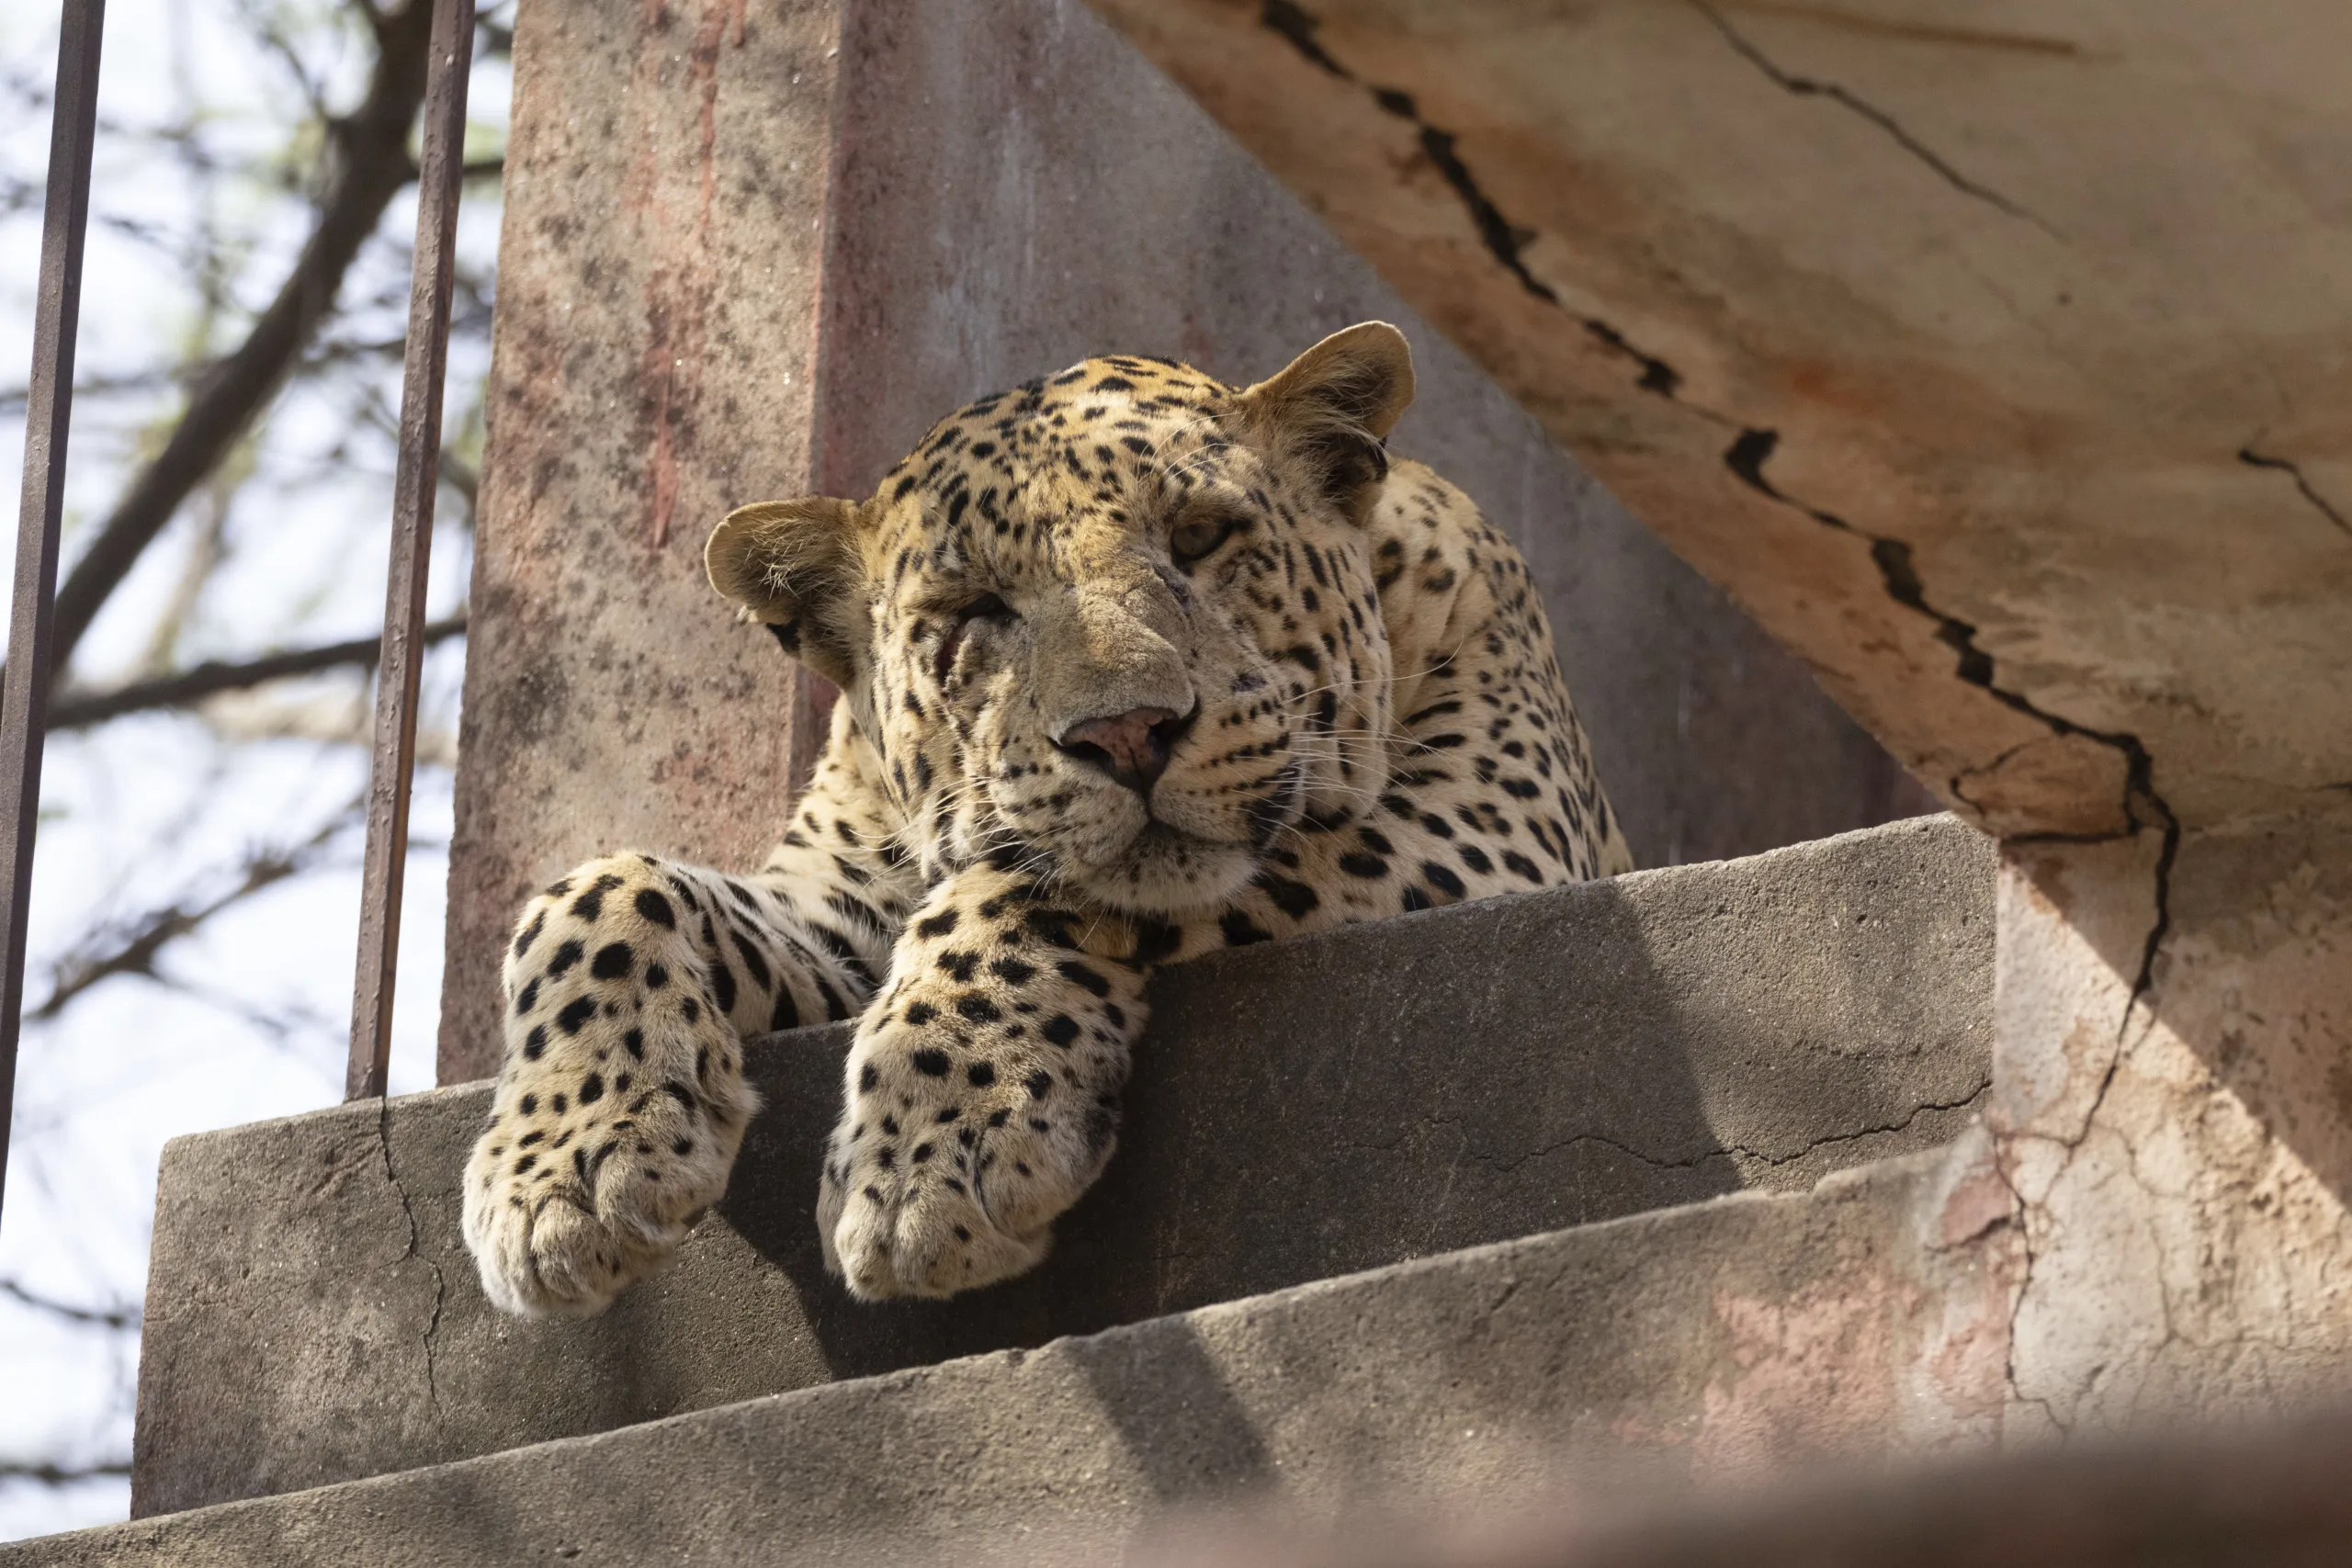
[706,496,867,687]
[1237,321,1416,523]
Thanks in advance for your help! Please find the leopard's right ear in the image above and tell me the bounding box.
[705,496,867,688]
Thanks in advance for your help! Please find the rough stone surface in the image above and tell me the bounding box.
[439,0,843,1084]
[1085,0,2352,840]
[134,818,1990,1517]
[41,1146,2015,1567]
[438,0,1934,1082]
[1991,807,2352,1436]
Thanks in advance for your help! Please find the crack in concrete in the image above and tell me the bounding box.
[1400,1082,1989,1180]
[373,1094,447,1416]
[1723,426,2178,1041]
[2238,442,2352,538]
[1258,0,1690,400]
[1689,0,2064,241]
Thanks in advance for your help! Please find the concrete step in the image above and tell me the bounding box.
[17,1141,2011,1566]
[130,816,1991,1517]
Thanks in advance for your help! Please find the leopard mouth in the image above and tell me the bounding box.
[1243,759,1306,850]
[1073,815,1264,915]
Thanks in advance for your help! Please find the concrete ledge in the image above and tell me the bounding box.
[43,1144,2009,1565]
[130,816,1992,1517]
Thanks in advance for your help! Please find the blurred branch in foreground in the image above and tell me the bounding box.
[47,614,465,730]
[0,1279,137,1330]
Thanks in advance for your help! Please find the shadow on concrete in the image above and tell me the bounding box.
[717,868,1735,1386]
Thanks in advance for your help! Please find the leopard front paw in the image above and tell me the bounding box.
[817,1043,1118,1301]
[459,1092,744,1318]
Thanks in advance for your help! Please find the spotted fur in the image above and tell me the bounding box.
[462,323,1633,1315]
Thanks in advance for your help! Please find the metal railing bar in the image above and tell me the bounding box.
[0,0,106,1222]
[346,0,475,1101]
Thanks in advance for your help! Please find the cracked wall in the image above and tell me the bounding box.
[1994,810,2352,1437]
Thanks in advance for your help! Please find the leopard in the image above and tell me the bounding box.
[461,321,1634,1315]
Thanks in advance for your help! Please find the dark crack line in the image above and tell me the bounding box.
[1689,0,2063,241]
[1260,0,1687,400]
[2238,443,2352,538]
[1261,0,1351,79]
[374,1094,447,1416]
[1724,426,2177,1044]
[1418,1082,1988,1179]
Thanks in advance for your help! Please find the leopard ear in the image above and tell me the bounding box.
[1238,321,1416,523]
[705,496,867,687]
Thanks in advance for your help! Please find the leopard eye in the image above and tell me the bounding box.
[935,592,1015,681]
[1170,513,1241,567]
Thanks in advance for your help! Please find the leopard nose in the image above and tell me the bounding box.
[1055,705,1195,795]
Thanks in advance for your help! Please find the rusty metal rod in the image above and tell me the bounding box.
[347,0,475,1101]
[0,0,106,1219]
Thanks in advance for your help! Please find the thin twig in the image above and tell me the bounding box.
[0,1279,140,1330]
[0,1461,132,1484]
[46,615,466,731]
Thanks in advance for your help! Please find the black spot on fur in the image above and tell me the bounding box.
[1255,873,1320,918]
[1220,910,1273,946]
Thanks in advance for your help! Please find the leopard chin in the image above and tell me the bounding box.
[1056,818,1262,919]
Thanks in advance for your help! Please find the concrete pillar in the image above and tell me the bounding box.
[440,0,840,1085]
[440,0,1931,1084]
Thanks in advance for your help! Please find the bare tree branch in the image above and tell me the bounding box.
[46,615,466,731]
[44,0,440,678]
[0,1280,140,1331]
[0,1461,131,1485]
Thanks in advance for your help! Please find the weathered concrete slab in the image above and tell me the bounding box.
[134,817,1990,1516]
[442,0,1933,1082]
[40,1143,2015,1566]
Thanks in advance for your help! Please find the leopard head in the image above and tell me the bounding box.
[707,322,1415,916]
